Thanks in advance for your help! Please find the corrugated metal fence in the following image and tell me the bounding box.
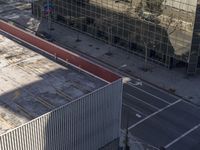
[0,79,122,150]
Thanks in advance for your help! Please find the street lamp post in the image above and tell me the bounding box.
[124,111,130,150]
[47,0,51,31]
[46,0,54,32]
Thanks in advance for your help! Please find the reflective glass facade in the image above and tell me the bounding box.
[32,0,200,73]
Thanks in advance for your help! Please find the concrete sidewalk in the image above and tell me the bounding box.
[1,1,200,105]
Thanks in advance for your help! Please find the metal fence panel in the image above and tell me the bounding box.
[0,79,122,150]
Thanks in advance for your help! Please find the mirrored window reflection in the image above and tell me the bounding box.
[32,0,197,68]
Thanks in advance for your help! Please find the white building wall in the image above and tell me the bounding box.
[0,79,122,150]
[165,0,197,12]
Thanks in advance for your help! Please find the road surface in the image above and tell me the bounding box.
[122,78,200,150]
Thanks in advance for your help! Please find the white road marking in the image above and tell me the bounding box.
[130,79,143,86]
[127,82,170,104]
[136,80,178,99]
[125,93,159,110]
[164,123,200,149]
[136,114,142,118]
[128,99,182,130]
[122,103,146,117]
[181,99,200,109]
[129,80,199,109]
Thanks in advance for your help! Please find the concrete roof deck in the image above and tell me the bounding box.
[0,33,106,135]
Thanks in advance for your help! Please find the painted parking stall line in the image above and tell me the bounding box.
[127,82,170,105]
[125,93,159,110]
[128,99,182,130]
[164,123,200,149]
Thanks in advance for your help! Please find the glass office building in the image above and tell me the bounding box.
[32,0,200,74]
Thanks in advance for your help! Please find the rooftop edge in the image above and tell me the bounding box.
[0,20,121,83]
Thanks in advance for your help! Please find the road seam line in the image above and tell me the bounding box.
[128,99,182,130]
[164,123,200,148]
[125,93,159,110]
[127,82,170,104]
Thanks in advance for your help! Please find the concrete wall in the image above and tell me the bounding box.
[0,79,122,150]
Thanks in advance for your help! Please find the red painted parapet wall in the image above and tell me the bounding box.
[0,20,120,83]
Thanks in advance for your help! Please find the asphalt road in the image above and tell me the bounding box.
[122,78,200,150]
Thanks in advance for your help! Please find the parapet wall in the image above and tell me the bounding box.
[0,20,120,83]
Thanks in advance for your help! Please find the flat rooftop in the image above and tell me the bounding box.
[0,33,106,135]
